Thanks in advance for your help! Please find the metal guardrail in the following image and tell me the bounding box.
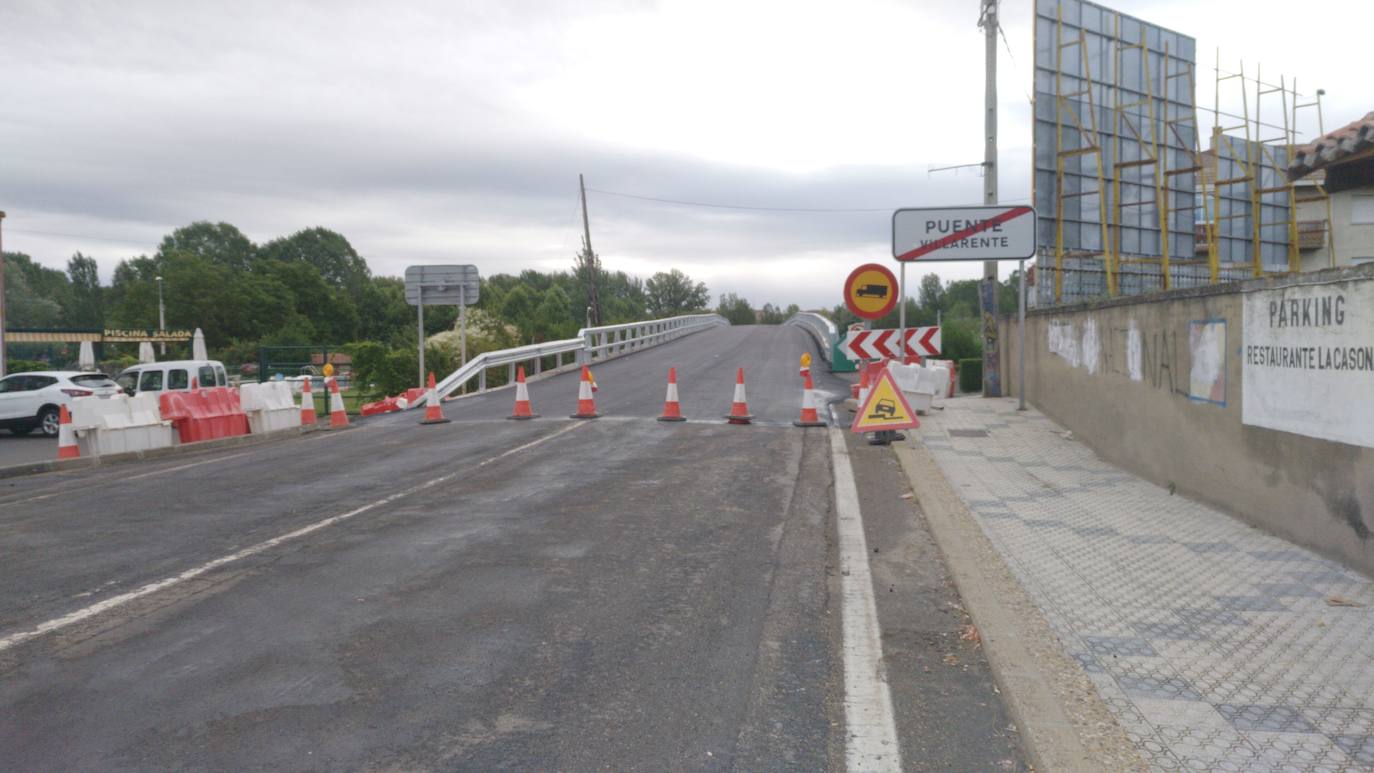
[428,313,729,403]
[784,312,838,362]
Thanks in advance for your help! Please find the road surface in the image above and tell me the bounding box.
[0,325,1022,770]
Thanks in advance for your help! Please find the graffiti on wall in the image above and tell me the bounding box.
[1047,314,1226,406]
[1188,320,1227,406]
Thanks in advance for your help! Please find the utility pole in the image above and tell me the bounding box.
[578,174,601,327]
[979,0,1002,397]
[0,210,6,378]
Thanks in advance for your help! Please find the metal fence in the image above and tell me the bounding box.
[1035,258,1259,306]
[429,313,729,403]
[783,313,838,363]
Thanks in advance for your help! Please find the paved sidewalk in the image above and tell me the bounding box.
[915,397,1374,772]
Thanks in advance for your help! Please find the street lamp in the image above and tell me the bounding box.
[156,275,166,355]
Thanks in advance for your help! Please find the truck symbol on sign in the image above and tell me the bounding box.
[855,284,889,299]
[868,399,897,420]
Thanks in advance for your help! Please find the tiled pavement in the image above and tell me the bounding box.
[915,397,1374,772]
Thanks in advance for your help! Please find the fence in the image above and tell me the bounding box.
[429,313,729,403]
[1036,258,1260,307]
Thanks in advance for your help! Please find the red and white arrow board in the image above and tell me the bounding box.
[842,327,941,360]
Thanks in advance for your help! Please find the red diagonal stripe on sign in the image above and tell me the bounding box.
[896,206,1033,261]
[873,329,895,358]
[845,330,869,359]
[917,327,939,355]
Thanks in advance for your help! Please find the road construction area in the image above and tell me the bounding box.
[0,326,1023,771]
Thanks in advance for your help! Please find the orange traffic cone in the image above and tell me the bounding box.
[327,376,349,428]
[508,366,539,420]
[657,367,686,422]
[56,404,80,460]
[793,371,827,427]
[852,364,872,413]
[569,365,599,419]
[420,372,450,425]
[300,377,318,426]
[723,367,753,425]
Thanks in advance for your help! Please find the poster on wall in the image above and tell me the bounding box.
[1242,281,1374,448]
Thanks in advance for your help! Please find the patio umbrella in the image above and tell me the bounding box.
[192,328,207,360]
[139,342,156,364]
[78,341,96,371]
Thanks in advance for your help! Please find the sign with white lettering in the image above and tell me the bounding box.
[892,205,1036,261]
[1242,281,1374,447]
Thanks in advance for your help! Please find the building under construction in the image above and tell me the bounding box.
[1032,0,1336,305]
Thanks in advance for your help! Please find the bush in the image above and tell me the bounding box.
[5,359,48,374]
[958,358,983,393]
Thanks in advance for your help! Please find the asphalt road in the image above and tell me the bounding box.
[0,325,1022,770]
[0,431,55,469]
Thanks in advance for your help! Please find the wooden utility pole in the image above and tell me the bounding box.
[979,0,1002,397]
[578,174,602,326]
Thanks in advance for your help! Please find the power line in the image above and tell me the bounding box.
[585,187,894,213]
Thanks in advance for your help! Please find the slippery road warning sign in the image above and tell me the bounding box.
[892,205,1036,261]
[851,369,919,433]
[844,263,899,320]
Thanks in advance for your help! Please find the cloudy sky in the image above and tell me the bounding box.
[1,0,1366,309]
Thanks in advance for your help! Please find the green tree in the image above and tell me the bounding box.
[758,303,786,324]
[531,285,575,342]
[259,227,371,298]
[645,269,709,317]
[917,273,945,315]
[3,253,67,328]
[716,293,755,325]
[156,222,256,272]
[67,253,104,328]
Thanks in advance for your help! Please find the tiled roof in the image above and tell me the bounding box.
[1287,111,1374,180]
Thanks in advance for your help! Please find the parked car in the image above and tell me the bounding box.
[0,371,123,437]
[115,360,229,396]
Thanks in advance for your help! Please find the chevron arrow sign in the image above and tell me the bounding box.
[842,326,942,360]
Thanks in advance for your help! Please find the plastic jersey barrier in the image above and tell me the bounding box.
[69,393,174,456]
[159,387,250,444]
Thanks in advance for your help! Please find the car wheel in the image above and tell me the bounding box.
[38,407,61,438]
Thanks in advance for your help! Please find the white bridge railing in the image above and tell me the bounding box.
[784,312,838,362]
[428,313,729,403]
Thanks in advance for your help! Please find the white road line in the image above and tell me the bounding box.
[124,452,250,481]
[830,426,902,772]
[0,421,587,654]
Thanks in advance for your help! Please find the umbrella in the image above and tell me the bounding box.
[78,341,96,371]
[192,328,207,361]
[139,342,156,364]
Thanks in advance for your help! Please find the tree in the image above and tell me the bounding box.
[259,227,371,298]
[758,303,786,324]
[156,222,256,272]
[645,269,709,317]
[67,253,104,329]
[917,273,945,314]
[716,293,755,325]
[531,285,575,342]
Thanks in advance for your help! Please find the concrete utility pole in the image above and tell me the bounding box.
[578,174,601,327]
[0,210,6,378]
[979,0,1002,397]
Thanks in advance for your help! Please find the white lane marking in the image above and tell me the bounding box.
[0,421,587,654]
[830,426,902,772]
[125,452,250,481]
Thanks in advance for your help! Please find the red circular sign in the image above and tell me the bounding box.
[843,263,899,320]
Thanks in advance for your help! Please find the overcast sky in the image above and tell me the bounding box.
[1,0,1366,310]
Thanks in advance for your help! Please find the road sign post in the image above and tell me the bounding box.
[891,205,1035,401]
[405,265,480,390]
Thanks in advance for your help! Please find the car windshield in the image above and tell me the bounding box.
[70,375,118,388]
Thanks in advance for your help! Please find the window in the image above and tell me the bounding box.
[139,370,164,392]
[214,365,227,386]
[71,375,118,389]
[199,366,217,388]
[168,369,189,390]
[25,376,57,391]
[116,373,138,393]
[0,376,19,394]
[1353,195,1374,225]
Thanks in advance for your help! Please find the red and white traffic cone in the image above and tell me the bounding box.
[657,367,686,422]
[420,372,450,425]
[793,371,827,427]
[300,377,318,426]
[723,367,753,425]
[569,365,599,419]
[56,405,80,460]
[327,376,349,428]
[851,365,871,413]
[508,365,539,420]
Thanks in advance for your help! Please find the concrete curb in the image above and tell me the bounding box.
[891,439,1147,773]
[0,424,348,481]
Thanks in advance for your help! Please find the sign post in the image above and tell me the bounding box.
[405,264,480,390]
[892,205,1035,402]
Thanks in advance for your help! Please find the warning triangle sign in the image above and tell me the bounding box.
[851,368,920,433]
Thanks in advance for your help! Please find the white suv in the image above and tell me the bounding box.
[0,371,123,437]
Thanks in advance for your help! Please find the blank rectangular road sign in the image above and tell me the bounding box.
[404,265,480,306]
[892,205,1036,261]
